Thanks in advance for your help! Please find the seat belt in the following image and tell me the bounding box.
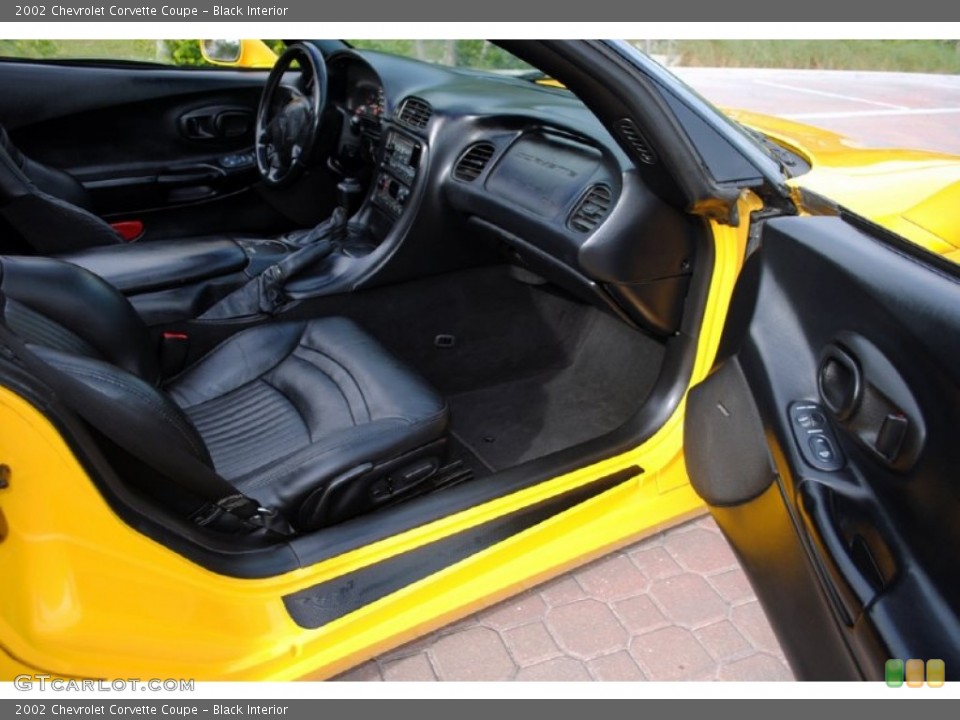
[0,296,294,538]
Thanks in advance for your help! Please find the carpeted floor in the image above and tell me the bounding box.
[319,265,665,473]
[447,308,664,470]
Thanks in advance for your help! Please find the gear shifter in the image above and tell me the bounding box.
[200,208,347,319]
[337,177,364,217]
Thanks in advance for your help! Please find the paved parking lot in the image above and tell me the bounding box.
[674,67,960,155]
[339,67,958,683]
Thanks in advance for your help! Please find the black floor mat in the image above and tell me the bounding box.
[447,433,495,475]
[307,265,665,473]
[447,310,664,471]
[312,265,594,396]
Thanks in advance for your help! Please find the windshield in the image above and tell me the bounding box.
[347,40,534,73]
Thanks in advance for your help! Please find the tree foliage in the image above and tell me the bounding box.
[349,40,530,70]
[163,40,204,66]
[0,40,58,58]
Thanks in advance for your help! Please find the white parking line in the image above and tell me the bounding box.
[903,78,960,91]
[785,107,960,120]
[754,79,909,110]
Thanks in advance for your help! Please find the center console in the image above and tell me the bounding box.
[371,130,422,218]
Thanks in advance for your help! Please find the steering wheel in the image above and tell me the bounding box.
[255,43,328,187]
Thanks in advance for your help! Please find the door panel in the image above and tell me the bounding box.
[685,214,960,680]
[0,60,296,240]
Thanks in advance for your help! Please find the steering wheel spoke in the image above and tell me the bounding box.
[255,43,327,188]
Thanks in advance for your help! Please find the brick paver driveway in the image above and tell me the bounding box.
[338,515,791,681]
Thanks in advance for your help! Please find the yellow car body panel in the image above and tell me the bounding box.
[0,189,760,680]
[729,108,960,258]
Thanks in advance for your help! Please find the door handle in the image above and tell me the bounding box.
[179,107,253,141]
[818,345,862,421]
[818,337,924,471]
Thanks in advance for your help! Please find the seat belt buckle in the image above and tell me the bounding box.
[110,220,145,242]
[160,331,190,377]
[191,493,261,528]
[192,495,293,537]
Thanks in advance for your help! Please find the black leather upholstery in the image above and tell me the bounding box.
[0,125,93,210]
[59,236,249,293]
[0,256,449,531]
[1,255,159,380]
[0,126,125,253]
[167,318,449,525]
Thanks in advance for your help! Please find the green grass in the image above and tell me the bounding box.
[667,40,960,74]
[0,39,163,62]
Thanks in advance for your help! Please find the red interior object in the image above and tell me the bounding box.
[110,220,144,242]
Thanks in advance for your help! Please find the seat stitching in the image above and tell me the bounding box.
[292,343,372,423]
[275,353,359,427]
[193,402,296,443]
[187,381,281,422]
[257,374,316,433]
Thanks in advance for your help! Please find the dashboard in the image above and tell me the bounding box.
[322,49,700,337]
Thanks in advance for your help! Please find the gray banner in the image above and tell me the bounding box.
[0,1,954,23]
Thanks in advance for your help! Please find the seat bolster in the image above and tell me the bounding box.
[34,346,212,465]
[0,256,157,380]
[20,155,94,211]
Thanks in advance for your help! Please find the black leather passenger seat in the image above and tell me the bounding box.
[0,255,449,532]
[166,318,450,517]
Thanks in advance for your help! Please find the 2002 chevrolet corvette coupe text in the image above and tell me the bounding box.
[0,39,958,682]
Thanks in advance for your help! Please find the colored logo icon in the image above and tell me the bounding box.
[927,659,945,688]
[885,659,945,687]
[906,659,924,687]
[886,659,904,687]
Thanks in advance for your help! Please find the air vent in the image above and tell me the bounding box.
[614,119,657,165]
[397,97,432,129]
[568,185,614,233]
[453,142,496,182]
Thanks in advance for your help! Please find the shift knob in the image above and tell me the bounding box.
[337,177,364,216]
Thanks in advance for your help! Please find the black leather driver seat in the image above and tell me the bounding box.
[0,255,449,531]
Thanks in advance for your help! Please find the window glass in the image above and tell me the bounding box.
[348,40,534,72]
[0,39,286,67]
